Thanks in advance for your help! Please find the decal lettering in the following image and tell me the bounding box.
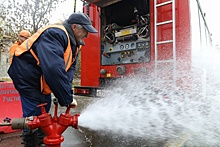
[2,96,20,102]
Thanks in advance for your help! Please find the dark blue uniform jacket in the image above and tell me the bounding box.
[8,28,77,106]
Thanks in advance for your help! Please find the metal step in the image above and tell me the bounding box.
[157,20,173,26]
[156,1,173,7]
[157,40,173,44]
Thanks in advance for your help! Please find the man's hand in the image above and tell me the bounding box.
[70,99,77,107]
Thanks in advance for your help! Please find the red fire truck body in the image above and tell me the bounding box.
[74,0,211,96]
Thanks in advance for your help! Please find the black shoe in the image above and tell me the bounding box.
[37,128,46,145]
[38,144,46,147]
[22,129,38,147]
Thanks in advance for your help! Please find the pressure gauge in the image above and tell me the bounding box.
[125,44,129,49]
[120,45,124,50]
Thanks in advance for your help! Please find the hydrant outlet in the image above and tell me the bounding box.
[11,118,29,130]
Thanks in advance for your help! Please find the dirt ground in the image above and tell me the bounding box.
[0,131,23,147]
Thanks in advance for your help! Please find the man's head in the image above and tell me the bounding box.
[67,12,98,44]
[19,30,31,42]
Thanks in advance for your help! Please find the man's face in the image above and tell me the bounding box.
[72,24,88,44]
[19,35,29,42]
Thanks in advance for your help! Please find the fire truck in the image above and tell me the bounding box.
[74,0,212,96]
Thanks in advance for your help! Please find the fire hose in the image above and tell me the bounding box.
[0,98,80,147]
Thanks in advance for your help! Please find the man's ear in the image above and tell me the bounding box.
[71,24,77,30]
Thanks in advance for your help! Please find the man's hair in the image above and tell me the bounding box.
[75,24,83,29]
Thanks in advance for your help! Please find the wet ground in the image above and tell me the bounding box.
[61,96,165,147]
[0,95,191,147]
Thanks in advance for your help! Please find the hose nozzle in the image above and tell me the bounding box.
[11,117,33,130]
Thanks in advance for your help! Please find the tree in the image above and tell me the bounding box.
[4,0,66,39]
[0,2,6,38]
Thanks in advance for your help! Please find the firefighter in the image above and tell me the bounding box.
[9,30,31,64]
[8,12,98,147]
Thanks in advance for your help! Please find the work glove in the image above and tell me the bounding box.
[70,99,77,107]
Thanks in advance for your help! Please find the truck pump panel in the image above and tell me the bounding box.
[100,0,150,65]
[75,0,196,96]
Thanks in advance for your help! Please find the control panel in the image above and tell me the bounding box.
[102,40,150,65]
[100,0,150,65]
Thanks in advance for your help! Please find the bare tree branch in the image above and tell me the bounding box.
[3,0,67,40]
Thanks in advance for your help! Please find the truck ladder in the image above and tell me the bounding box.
[154,0,176,86]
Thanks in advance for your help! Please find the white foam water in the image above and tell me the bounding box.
[78,49,220,146]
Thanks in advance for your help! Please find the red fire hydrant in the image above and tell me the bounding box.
[11,99,80,147]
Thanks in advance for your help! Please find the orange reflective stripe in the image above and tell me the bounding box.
[63,37,72,70]
[65,49,72,69]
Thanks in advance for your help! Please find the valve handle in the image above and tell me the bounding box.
[65,104,77,114]
[37,103,48,114]
[69,104,77,108]
[37,103,47,108]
